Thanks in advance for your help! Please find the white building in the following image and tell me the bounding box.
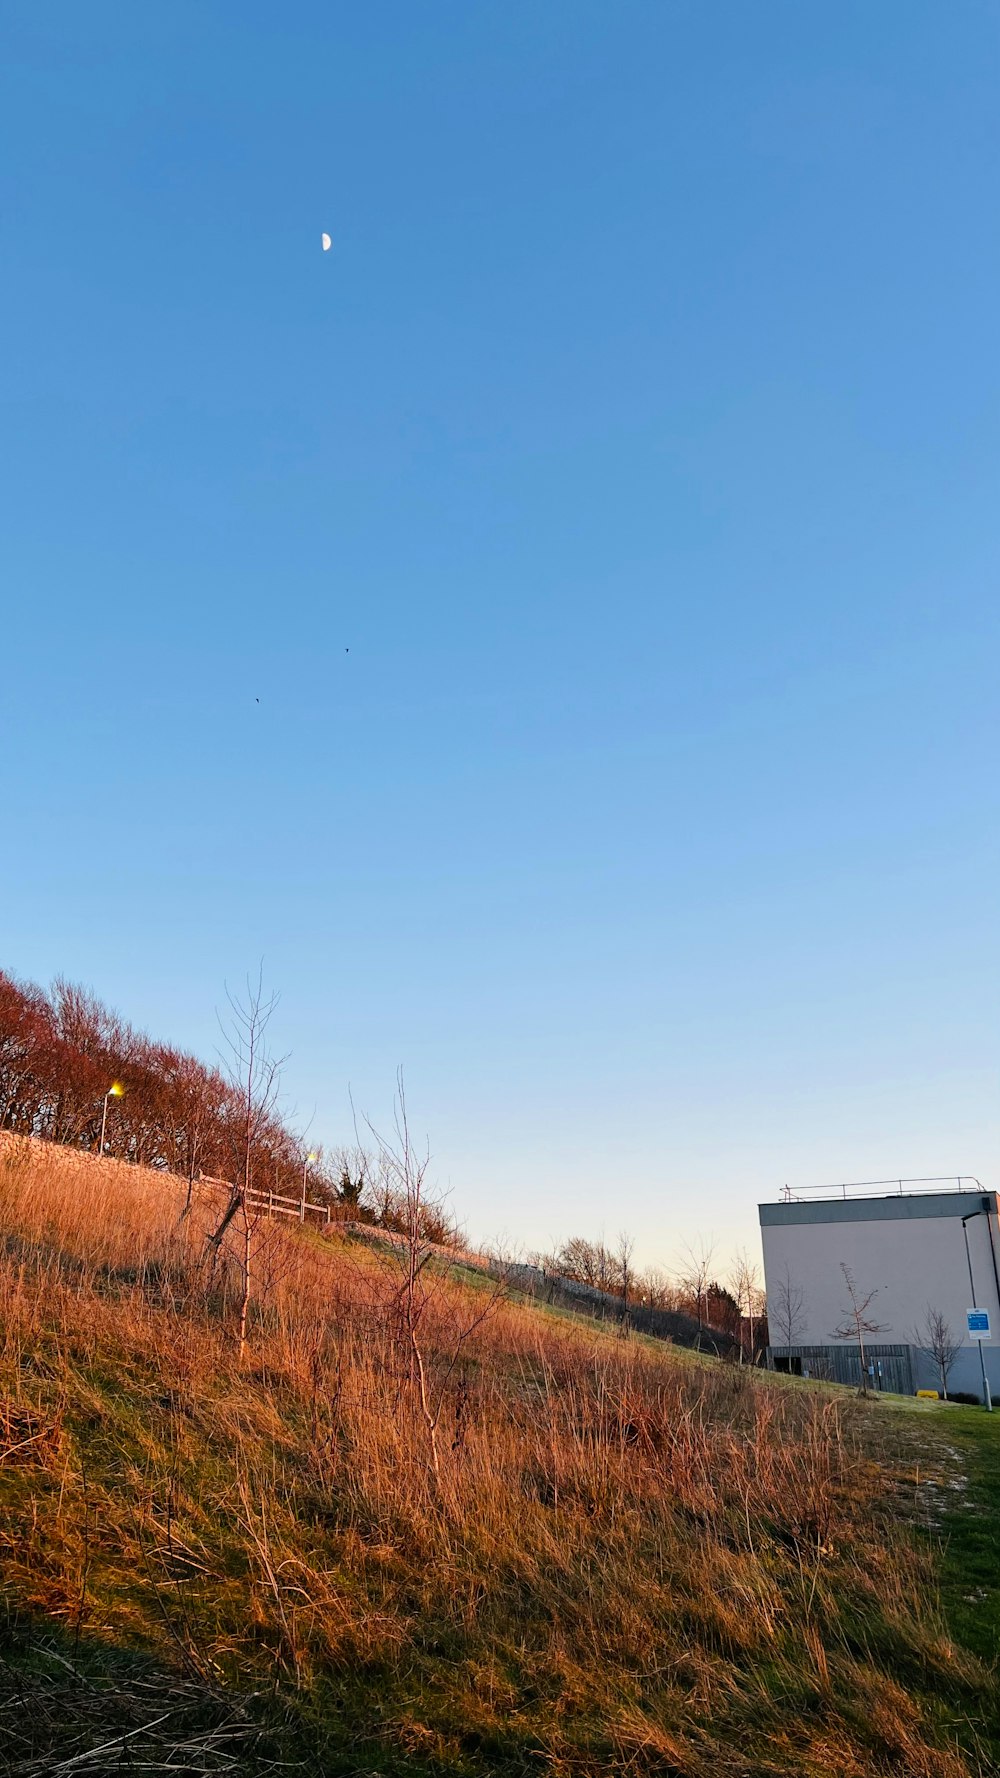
[758,1180,1000,1400]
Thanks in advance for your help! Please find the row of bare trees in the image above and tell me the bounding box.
[539,1233,769,1360]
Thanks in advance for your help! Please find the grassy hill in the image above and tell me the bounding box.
[0,1135,995,1776]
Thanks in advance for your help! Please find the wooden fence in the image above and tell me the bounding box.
[198,1174,331,1225]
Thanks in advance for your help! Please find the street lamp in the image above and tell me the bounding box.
[300,1151,317,1223]
[98,1081,125,1159]
[961,1210,994,1413]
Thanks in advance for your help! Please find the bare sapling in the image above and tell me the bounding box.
[769,1266,807,1354]
[679,1236,717,1344]
[730,1248,764,1364]
[617,1230,635,1335]
[204,972,285,1360]
[832,1263,889,1395]
[367,1072,504,1486]
[912,1305,962,1399]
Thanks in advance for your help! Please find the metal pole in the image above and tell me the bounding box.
[982,1196,1000,1331]
[98,1093,109,1158]
[962,1215,993,1412]
[300,1156,307,1223]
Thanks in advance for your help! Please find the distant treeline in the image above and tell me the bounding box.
[0,969,456,1242]
[533,1235,768,1360]
[470,1256,743,1355]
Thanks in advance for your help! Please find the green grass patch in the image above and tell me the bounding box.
[910,1404,1000,1665]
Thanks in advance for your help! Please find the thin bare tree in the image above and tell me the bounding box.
[730,1248,764,1364]
[912,1305,962,1400]
[679,1237,717,1341]
[552,1236,603,1289]
[769,1266,807,1353]
[617,1230,635,1334]
[205,972,285,1360]
[832,1263,889,1395]
[366,1072,504,1485]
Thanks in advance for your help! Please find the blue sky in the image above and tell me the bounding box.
[2,2,998,1270]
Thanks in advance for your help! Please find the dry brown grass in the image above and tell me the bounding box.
[0,1133,993,1776]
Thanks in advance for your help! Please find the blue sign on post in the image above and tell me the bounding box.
[967,1309,991,1340]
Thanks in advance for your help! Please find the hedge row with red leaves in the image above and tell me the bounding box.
[0,969,335,1207]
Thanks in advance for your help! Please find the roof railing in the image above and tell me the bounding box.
[779,1175,984,1203]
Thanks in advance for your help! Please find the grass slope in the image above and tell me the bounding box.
[908,1407,1000,1668]
[0,1135,995,1776]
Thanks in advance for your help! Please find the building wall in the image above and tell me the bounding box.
[758,1192,1000,1397]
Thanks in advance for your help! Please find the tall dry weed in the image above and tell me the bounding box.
[0,1133,991,1778]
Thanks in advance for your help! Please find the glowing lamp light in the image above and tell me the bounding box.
[98,1081,125,1158]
